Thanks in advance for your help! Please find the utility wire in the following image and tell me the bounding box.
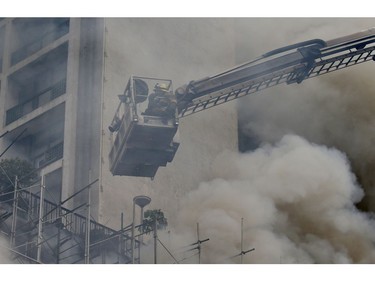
[0,131,9,139]
[178,252,199,263]
[157,237,179,264]
[0,128,27,159]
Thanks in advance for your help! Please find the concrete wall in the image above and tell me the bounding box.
[100,18,239,228]
[70,18,104,219]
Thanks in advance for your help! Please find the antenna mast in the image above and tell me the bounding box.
[239,218,254,263]
[196,223,209,264]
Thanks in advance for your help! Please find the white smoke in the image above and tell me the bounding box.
[236,18,375,212]
[131,19,375,264]
[148,135,375,263]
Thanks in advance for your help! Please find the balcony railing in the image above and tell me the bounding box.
[5,78,66,125]
[37,142,64,168]
[10,19,70,66]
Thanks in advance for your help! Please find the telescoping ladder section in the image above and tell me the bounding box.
[178,28,375,117]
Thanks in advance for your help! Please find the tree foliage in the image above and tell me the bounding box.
[139,209,168,235]
[0,157,37,193]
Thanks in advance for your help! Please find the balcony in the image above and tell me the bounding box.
[5,78,66,125]
[36,142,64,168]
[10,19,70,66]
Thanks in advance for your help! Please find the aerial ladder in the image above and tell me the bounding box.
[108,27,375,178]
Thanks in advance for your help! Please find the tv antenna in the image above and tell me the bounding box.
[183,223,209,264]
[228,218,255,263]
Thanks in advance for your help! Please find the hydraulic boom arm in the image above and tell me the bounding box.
[176,28,375,117]
[108,27,375,178]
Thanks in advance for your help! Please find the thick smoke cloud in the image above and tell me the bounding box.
[153,135,375,263]
[136,19,375,264]
[237,18,375,211]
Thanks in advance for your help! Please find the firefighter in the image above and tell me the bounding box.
[144,83,177,118]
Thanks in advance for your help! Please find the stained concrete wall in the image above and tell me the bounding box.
[70,18,104,219]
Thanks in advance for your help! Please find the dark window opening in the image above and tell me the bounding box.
[11,18,70,65]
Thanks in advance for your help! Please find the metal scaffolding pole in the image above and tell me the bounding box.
[84,170,93,264]
[84,185,91,264]
[10,176,18,248]
[154,219,157,264]
[131,200,136,264]
[119,212,124,263]
[37,172,45,263]
[56,203,62,264]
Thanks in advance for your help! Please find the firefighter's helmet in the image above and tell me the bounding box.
[155,83,169,92]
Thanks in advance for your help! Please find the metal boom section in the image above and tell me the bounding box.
[107,28,375,178]
[177,28,375,118]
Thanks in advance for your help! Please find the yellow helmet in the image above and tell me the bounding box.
[155,83,169,91]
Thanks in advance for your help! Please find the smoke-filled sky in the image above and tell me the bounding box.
[137,18,375,264]
[237,18,375,211]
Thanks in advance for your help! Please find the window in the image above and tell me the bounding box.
[11,18,69,65]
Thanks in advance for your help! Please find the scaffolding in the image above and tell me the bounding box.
[0,175,143,264]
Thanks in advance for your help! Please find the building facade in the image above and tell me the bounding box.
[0,18,104,219]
